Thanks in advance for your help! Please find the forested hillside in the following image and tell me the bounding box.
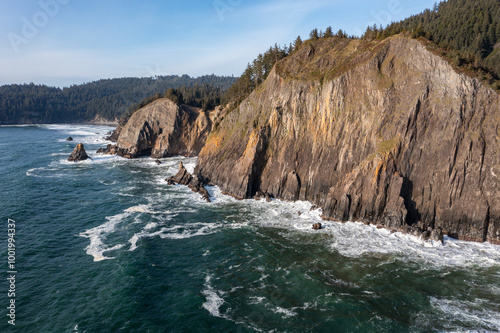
[0,75,236,124]
[374,0,500,87]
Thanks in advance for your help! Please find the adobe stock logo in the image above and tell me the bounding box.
[213,0,242,21]
[7,0,70,54]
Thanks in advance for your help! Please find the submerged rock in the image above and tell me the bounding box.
[155,159,162,165]
[68,143,89,162]
[312,223,322,230]
[66,136,73,141]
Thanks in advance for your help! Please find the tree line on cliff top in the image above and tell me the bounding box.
[374,0,500,89]
[222,0,500,108]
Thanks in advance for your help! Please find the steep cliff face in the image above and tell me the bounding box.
[195,35,500,244]
[109,98,211,158]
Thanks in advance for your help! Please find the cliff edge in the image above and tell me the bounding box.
[195,35,500,244]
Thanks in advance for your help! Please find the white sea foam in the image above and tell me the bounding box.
[74,152,500,272]
[79,211,129,261]
[183,161,196,174]
[144,222,157,230]
[59,153,123,166]
[272,306,297,318]
[126,220,246,253]
[429,296,500,331]
[201,185,500,270]
[202,275,227,318]
[79,204,155,261]
[124,204,157,214]
[26,167,62,178]
[248,296,266,305]
[42,124,114,145]
[26,168,36,176]
[158,223,222,240]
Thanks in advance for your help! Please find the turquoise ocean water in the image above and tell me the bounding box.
[0,124,499,332]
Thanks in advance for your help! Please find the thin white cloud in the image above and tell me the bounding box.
[253,0,338,15]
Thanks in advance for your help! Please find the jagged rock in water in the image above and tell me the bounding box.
[106,125,121,142]
[195,35,500,244]
[168,161,193,185]
[66,137,73,141]
[109,99,211,158]
[68,143,89,162]
[95,144,131,158]
[154,159,162,165]
[167,162,210,202]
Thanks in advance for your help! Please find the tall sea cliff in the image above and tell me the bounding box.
[194,35,500,244]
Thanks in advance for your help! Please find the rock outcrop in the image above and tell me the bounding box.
[105,126,121,142]
[66,137,73,141]
[312,223,323,230]
[167,162,210,202]
[68,143,89,162]
[195,35,500,244]
[99,98,211,158]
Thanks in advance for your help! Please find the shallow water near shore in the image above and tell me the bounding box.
[1,124,499,332]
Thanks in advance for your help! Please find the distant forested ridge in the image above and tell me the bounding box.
[0,75,236,125]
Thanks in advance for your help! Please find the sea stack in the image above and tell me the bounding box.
[68,143,89,162]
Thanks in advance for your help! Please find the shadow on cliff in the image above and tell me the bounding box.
[400,177,421,226]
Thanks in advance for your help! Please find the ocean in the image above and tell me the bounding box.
[1,124,499,332]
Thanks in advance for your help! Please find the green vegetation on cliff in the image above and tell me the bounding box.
[120,83,225,126]
[222,44,291,105]
[372,0,500,87]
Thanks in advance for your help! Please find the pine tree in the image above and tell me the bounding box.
[324,26,334,38]
[294,35,303,50]
[309,28,319,40]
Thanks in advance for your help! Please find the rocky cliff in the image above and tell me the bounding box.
[195,35,500,244]
[100,98,211,158]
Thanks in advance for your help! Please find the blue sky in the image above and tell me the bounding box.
[0,0,438,87]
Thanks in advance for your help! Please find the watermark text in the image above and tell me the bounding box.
[8,0,70,53]
[6,218,16,326]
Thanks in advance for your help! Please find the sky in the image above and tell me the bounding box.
[0,0,438,87]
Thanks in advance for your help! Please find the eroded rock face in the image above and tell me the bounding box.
[100,99,211,158]
[68,143,89,162]
[195,35,500,244]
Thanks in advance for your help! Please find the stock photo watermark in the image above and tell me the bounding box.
[6,218,17,326]
[213,0,243,21]
[7,0,70,54]
[352,0,403,36]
